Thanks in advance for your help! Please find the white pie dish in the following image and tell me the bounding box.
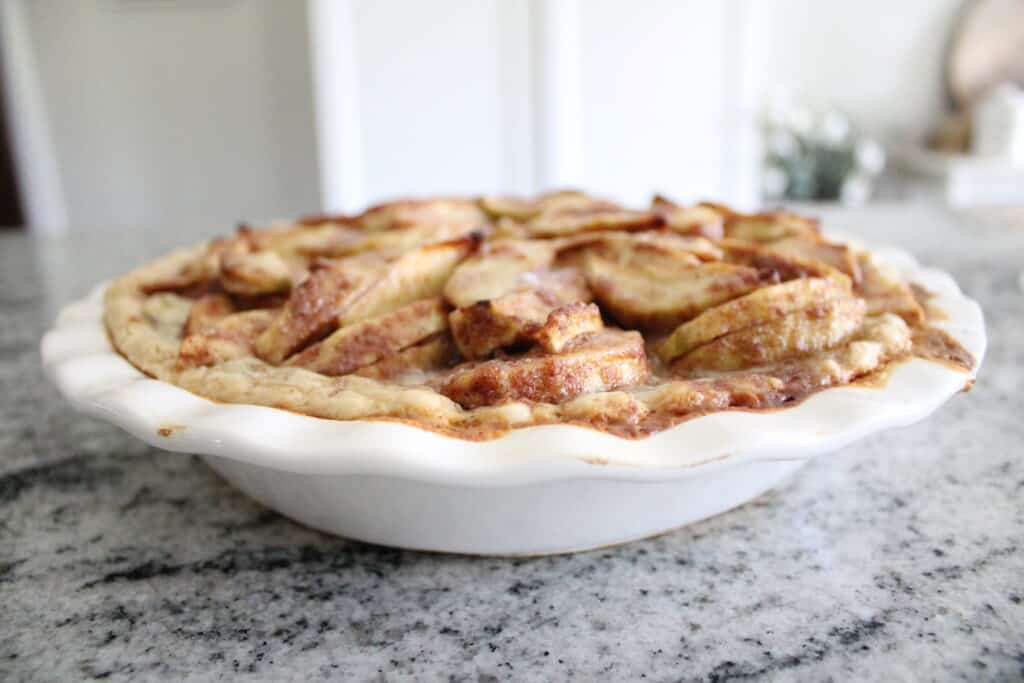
[41,235,985,555]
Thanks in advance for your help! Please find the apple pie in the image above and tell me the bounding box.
[104,192,975,439]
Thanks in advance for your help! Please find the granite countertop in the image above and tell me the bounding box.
[2,203,1023,681]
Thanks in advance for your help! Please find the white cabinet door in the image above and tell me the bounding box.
[7,0,757,231]
[310,0,757,212]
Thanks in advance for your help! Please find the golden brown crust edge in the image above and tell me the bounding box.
[104,257,923,441]
[102,202,974,441]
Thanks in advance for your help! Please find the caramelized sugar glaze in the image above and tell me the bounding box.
[104,193,974,440]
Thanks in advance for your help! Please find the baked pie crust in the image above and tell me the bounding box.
[104,193,974,440]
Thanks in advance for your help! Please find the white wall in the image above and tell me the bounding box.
[10,0,964,231]
[579,0,740,205]
[749,0,963,138]
[352,0,517,200]
[23,0,319,231]
[315,0,962,210]
[320,0,751,209]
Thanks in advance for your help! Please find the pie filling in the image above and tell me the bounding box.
[103,193,974,440]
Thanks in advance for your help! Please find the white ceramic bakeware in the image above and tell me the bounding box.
[41,236,986,555]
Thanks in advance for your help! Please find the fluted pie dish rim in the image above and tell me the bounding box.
[41,232,984,486]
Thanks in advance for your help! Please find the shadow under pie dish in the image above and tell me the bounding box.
[42,193,985,555]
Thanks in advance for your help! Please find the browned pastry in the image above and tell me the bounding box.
[104,193,974,440]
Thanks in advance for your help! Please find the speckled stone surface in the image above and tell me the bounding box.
[2,205,1023,682]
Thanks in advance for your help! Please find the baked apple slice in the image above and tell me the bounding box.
[353,334,460,382]
[770,236,862,283]
[219,245,294,296]
[533,302,604,353]
[450,290,552,360]
[343,236,478,323]
[246,222,340,257]
[526,207,663,238]
[479,195,544,221]
[650,195,725,239]
[138,242,225,295]
[438,329,649,408]
[347,197,487,233]
[178,309,276,369]
[449,268,590,359]
[659,276,854,362]
[671,296,867,372]
[561,230,720,268]
[254,256,384,364]
[701,202,820,242]
[287,298,449,376]
[718,238,850,285]
[584,253,760,331]
[182,293,235,336]
[443,240,556,308]
[856,253,925,325]
[480,190,618,222]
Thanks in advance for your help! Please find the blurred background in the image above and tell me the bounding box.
[0,0,1022,234]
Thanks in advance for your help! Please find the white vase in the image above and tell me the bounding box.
[971,83,1024,166]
